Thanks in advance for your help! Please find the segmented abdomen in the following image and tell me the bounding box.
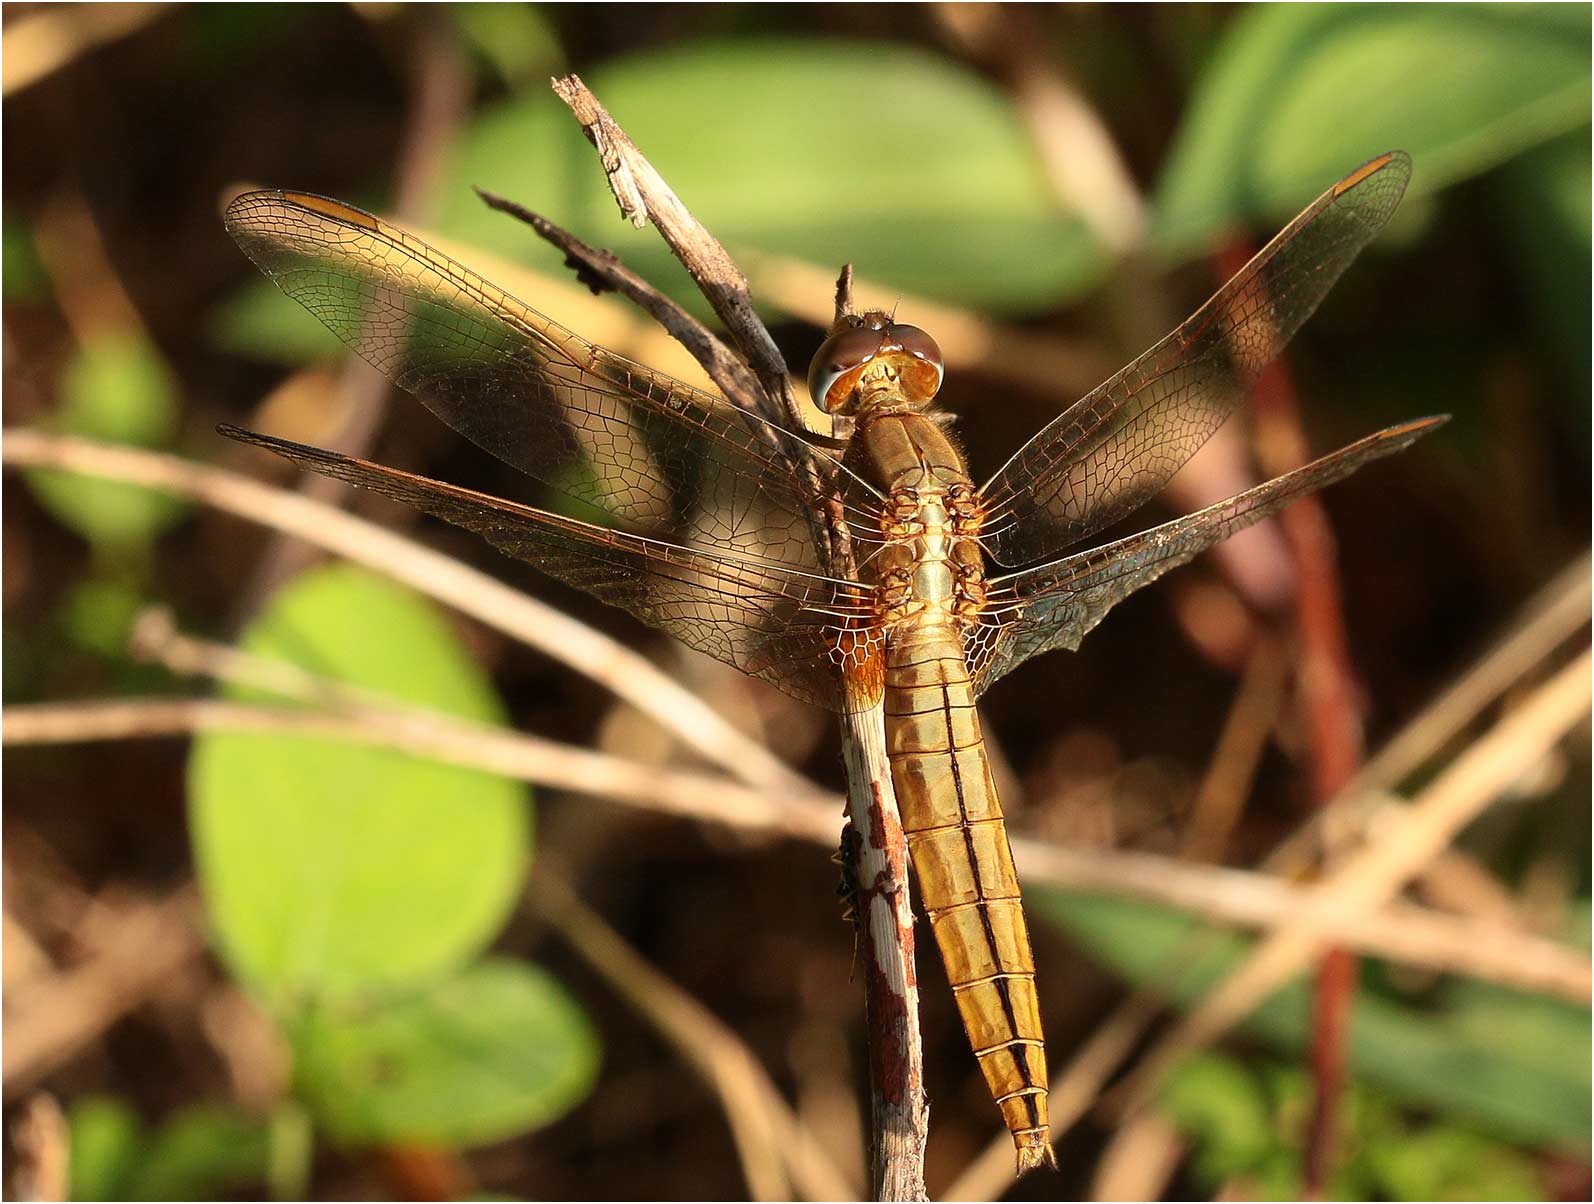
[884,621,1053,1170]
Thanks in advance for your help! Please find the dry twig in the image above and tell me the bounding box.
[474,188,766,411]
[8,694,1586,1003]
[10,1093,69,1202]
[529,874,858,1201]
[1114,647,1592,1110]
[3,888,204,1091]
[549,73,928,1197]
[0,429,808,796]
[550,75,798,424]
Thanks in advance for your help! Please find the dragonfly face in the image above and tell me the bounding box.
[219,150,1444,1173]
[808,312,944,414]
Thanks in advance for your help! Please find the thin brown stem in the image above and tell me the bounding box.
[550,74,801,429]
[1,430,810,796]
[1112,647,1592,1111]
[529,874,858,1200]
[474,188,765,412]
[8,696,1587,1003]
[549,75,926,1196]
[9,1094,69,1201]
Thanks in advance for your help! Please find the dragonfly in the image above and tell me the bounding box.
[220,150,1442,1174]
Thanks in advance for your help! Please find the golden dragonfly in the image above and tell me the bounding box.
[221,149,1441,1173]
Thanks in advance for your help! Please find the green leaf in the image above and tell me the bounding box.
[189,564,530,1008]
[67,1096,141,1202]
[1495,129,1592,416]
[1153,3,1592,255]
[59,576,145,657]
[1364,1121,1545,1201]
[66,1099,274,1201]
[125,1106,271,1201]
[25,332,187,554]
[452,3,562,91]
[3,219,47,302]
[1162,1053,1275,1182]
[293,958,599,1147]
[1034,890,1591,1148]
[439,39,1103,316]
[1161,1053,1547,1200]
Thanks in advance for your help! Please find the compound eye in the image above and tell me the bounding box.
[892,325,942,372]
[807,326,887,413]
[890,324,944,401]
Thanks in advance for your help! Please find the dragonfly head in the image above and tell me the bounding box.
[807,311,943,415]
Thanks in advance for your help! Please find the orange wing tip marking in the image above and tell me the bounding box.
[1014,1134,1058,1175]
[1334,151,1399,195]
[277,190,382,231]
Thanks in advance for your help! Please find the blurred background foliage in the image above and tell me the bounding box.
[2,4,1588,1200]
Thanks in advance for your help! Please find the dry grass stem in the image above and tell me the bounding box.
[9,692,1586,1002]
[550,74,800,425]
[4,888,203,1090]
[1180,636,1290,860]
[2,3,168,97]
[474,187,765,411]
[1115,647,1593,1109]
[1276,552,1590,873]
[529,874,858,1201]
[3,698,838,845]
[9,1093,69,1201]
[551,74,927,1195]
[931,3,1147,253]
[1088,1111,1187,1203]
[0,430,808,795]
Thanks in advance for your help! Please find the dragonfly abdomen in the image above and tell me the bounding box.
[884,623,1055,1172]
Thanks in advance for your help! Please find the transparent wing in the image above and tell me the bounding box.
[966,417,1445,695]
[224,190,880,571]
[978,151,1412,567]
[222,425,882,712]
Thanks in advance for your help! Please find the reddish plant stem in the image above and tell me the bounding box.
[1217,240,1368,1198]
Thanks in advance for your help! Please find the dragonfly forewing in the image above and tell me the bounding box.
[978,151,1413,566]
[224,190,883,574]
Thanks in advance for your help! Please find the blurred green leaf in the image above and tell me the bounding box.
[1162,1053,1545,1200]
[58,576,144,657]
[1034,890,1591,1148]
[1162,1053,1275,1182]
[184,5,310,72]
[67,1098,273,1201]
[189,564,530,1009]
[68,1096,141,1202]
[3,219,47,302]
[1153,3,1592,255]
[210,276,344,364]
[452,3,562,91]
[126,1106,271,1201]
[294,957,599,1147]
[1496,129,1592,415]
[25,332,187,554]
[1365,1121,1545,1201]
[438,39,1103,317]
